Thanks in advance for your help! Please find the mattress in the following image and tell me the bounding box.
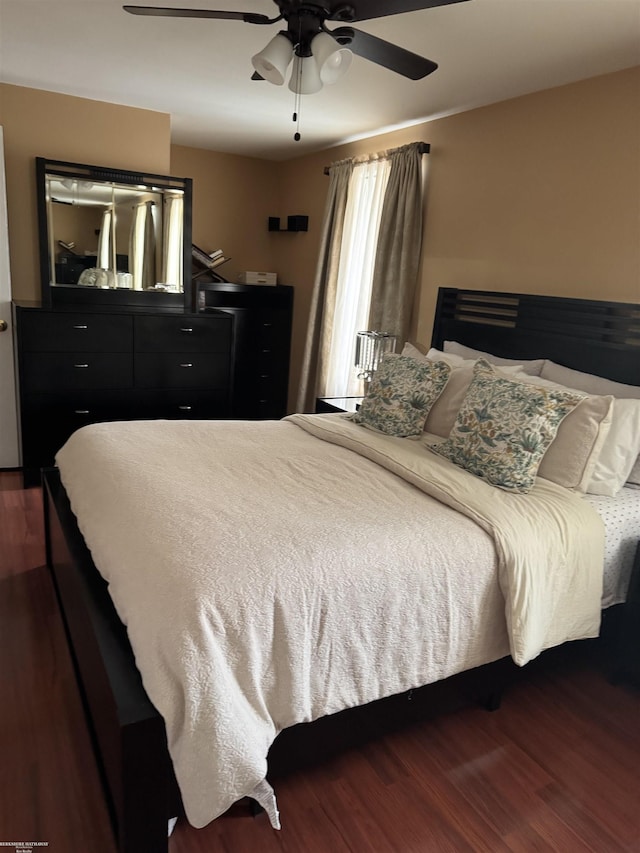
[56,415,605,830]
[585,486,640,608]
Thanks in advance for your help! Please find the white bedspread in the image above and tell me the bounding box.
[55,415,604,830]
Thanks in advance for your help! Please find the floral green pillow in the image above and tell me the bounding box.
[352,354,451,438]
[431,359,584,492]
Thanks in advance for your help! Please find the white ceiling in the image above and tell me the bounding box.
[1,0,639,161]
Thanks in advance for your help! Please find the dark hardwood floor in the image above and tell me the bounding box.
[1,469,639,852]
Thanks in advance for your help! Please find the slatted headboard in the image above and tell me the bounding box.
[431,289,640,387]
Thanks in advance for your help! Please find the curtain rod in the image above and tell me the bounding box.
[323,142,430,176]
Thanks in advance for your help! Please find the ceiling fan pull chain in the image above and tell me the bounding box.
[292,61,302,141]
[293,97,302,141]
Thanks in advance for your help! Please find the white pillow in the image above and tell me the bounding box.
[425,347,480,369]
[628,456,640,487]
[540,361,640,399]
[403,343,481,369]
[443,341,546,375]
[540,362,640,493]
[401,341,427,361]
[511,372,613,492]
[403,343,526,374]
[587,398,640,495]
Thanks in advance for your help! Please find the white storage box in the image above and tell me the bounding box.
[238,271,277,286]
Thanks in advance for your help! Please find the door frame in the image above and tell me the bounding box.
[0,126,20,469]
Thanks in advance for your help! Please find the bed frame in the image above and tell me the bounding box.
[43,288,640,853]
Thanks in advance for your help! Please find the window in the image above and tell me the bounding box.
[323,157,391,398]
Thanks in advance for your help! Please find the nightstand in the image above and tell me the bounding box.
[315,396,363,414]
[612,541,640,687]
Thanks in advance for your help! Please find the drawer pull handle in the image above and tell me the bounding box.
[260,374,270,378]
[178,405,192,411]
[72,324,88,330]
[74,409,90,415]
[74,363,89,368]
[180,327,194,333]
[179,363,194,368]
[262,349,271,353]
[263,323,273,327]
[259,399,269,403]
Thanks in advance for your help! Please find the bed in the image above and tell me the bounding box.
[43,287,640,853]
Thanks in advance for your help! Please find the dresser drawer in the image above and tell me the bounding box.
[133,390,230,420]
[23,352,133,392]
[254,370,287,398]
[134,353,230,389]
[21,391,133,469]
[19,311,133,352]
[135,315,231,353]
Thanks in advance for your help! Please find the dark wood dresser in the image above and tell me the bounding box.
[14,305,233,486]
[197,282,293,420]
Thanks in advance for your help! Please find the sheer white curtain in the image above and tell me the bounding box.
[97,208,114,270]
[323,157,391,398]
[161,194,183,290]
[129,201,156,290]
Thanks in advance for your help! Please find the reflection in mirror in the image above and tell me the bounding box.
[37,158,192,309]
[46,178,184,291]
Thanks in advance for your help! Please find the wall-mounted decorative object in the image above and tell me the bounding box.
[268,215,308,233]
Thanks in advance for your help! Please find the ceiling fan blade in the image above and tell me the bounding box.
[332,0,470,23]
[332,27,437,80]
[123,6,272,24]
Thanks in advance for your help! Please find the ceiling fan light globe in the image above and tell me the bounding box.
[320,48,353,84]
[311,31,353,85]
[251,33,293,86]
[288,55,323,95]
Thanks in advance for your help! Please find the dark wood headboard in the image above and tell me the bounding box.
[431,288,640,387]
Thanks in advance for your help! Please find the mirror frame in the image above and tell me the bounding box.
[36,157,193,312]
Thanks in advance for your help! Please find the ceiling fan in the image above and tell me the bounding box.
[123,0,470,94]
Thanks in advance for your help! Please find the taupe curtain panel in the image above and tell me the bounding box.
[368,143,424,344]
[296,142,424,413]
[296,160,353,413]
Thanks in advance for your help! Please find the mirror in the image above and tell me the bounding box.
[36,158,192,311]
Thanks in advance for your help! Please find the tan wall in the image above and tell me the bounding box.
[49,203,103,258]
[276,66,640,407]
[0,83,171,302]
[171,145,279,284]
[2,69,639,410]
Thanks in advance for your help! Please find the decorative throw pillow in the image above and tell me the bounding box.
[509,371,614,492]
[430,360,584,492]
[401,345,525,438]
[424,360,525,438]
[352,354,451,438]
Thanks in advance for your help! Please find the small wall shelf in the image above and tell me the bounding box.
[268,216,308,233]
